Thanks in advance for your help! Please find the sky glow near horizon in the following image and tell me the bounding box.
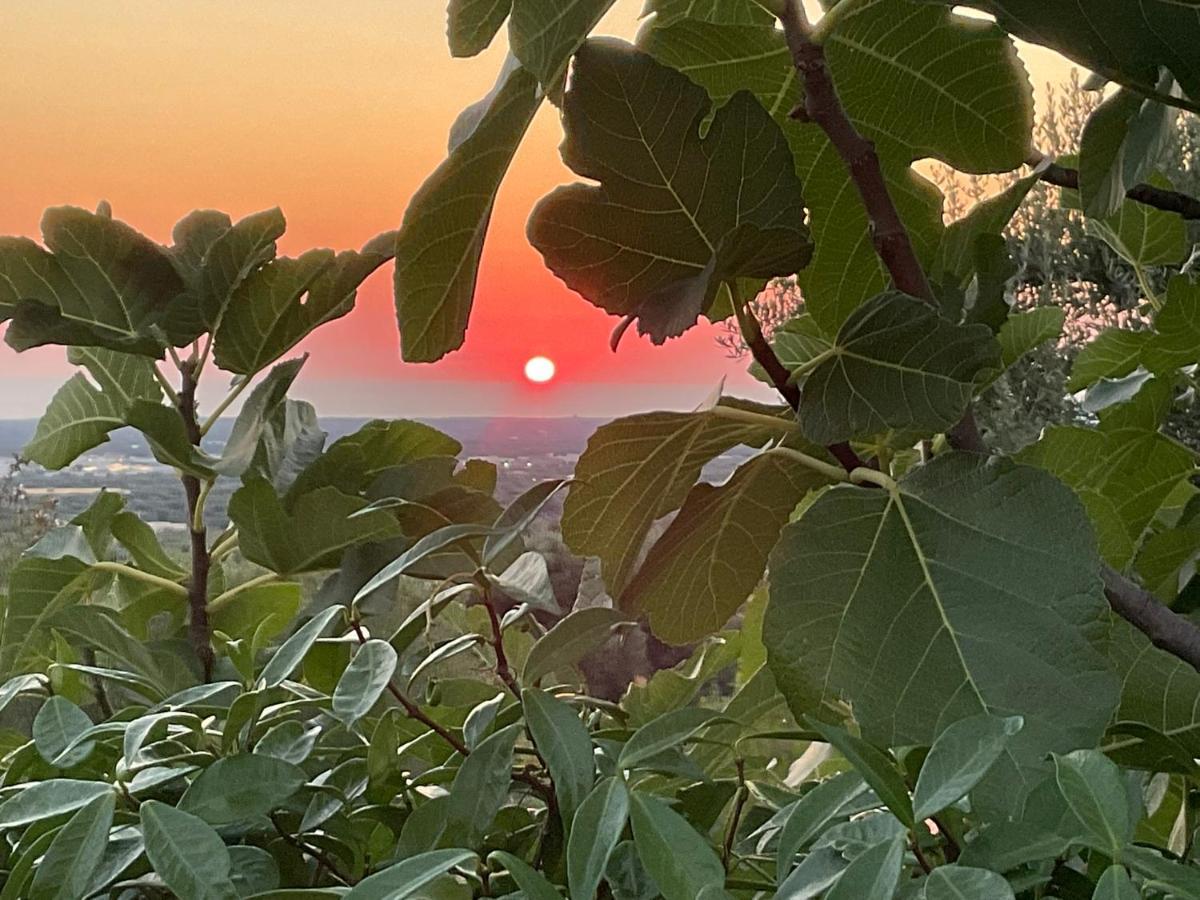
[0,2,1072,419]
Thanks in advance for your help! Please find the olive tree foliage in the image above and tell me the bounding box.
[0,0,1199,897]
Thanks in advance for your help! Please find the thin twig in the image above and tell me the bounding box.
[1033,154,1200,221]
[270,813,354,887]
[483,591,522,697]
[722,758,750,871]
[350,619,470,756]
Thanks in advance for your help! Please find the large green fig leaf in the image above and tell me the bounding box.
[0,529,97,678]
[2,207,184,355]
[287,418,460,503]
[641,0,1033,332]
[1017,422,1194,551]
[22,346,161,469]
[164,207,285,344]
[529,38,811,344]
[1077,86,1174,220]
[1144,276,1200,375]
[923,0,1200,113]
[395,59,541,362]
[645,0,774,26]
[213,233,394,375]
[1103,615,1200,767]
[797,291,1000,444]
[562,400,792,596]
[764,453,1118,817]
[447,0,512,57]
[509,0,616,97]
[621,448,830,644]
[228,479,402,575]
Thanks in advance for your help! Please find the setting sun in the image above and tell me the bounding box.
[524,355,556,384]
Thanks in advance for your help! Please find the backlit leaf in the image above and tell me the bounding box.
[529,39,810,344]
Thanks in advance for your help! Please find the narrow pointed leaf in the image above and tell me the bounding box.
[344,849,476,900]
[568,777,630,900]
[912,714,1024,821]
[629,792,724,900]
[523,688,595,825]
[27,792,114,900]
[824,835,904,900]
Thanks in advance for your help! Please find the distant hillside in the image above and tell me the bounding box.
[0,416,608,461]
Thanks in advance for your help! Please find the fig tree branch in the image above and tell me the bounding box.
[1032,153,1200,220]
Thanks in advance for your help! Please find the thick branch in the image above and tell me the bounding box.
[1036,158,1200,221]
[1103,566,1200,672]
[178,362,214,681]
[780,1,933,303]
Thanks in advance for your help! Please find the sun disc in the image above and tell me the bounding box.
[524,355,556,384]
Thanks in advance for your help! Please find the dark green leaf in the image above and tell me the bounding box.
[621,449,830,644]
[140,801,239,900]
[522,607,631,686]
[445,722,521,846]
[448,0,512,57]
[1068,329,1153,392]
[180,754,306,825]
[568,777,630,900]
[776,771,867,883]
[824,835,904,900]
[230,479,401,576]
[562,402,788,596]
[215,356,306,477]
[27,792,114,900]
[332,639,397,727]
[798,292,1000,444]
[1092,865,1139,900]
[523,688,595,825]
[930,1,1200,114]
[259,605,344,688]
[343,849,476,899]
[923,865,1016,900]
[912,714,1024,821]
[1052,750,1134,854]
[529,39,810,344]
[998,307,1065,368]
[33,695,94,768]
[619,707,721,769]
[1144,276,1200,375]
[396,59,540,362]
[509,0,616,96]
[767,454,1118,819]
[22,347,160,469]
[213,236,394,375]
[487,850,560,900]
[806,719,914,828]
[629,792,724,899]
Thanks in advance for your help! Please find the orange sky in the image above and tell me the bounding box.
[0,2,1072,418]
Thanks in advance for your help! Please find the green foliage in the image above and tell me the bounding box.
[2,0,1200,896]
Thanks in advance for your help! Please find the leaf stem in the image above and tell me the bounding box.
[269,813,354,887]
[152,365,179,405]
[709,405,798,432]
[768,446,853,483]
[90,561,189,598]
[207,572,281,615]
[200,374,253,437]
